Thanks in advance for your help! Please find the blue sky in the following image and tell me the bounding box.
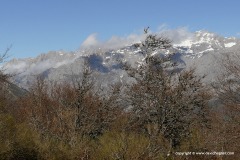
[1,0,240,58]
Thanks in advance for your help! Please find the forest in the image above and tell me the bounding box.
[0,31,239,160]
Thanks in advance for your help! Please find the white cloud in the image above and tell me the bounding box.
[158,26,194,44]
[81,33,100,48]
[157,23,169,31]
[5,25,196,80]
[4,60,28,74]
[80,32,146,50]
[80,25,194,51]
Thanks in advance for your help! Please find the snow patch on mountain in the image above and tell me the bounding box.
[224,42,236,48]
[4,29,240,89]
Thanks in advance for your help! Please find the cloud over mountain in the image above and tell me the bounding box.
[80,27,196,51]
[4,28,240,89]
[80,32,145,50]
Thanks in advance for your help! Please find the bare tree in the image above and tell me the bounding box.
[123,29,211,156]
[19,60,123,146]
[214,53,240,105]
[212,53,240,156]
[0,47,11,83]
[0,48,12,114]
[69,60,123,139]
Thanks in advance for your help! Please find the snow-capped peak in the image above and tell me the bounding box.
[3,30,240,88]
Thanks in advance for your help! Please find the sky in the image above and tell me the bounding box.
[1,0,240,59]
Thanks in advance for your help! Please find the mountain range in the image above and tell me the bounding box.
[4,30,240,89]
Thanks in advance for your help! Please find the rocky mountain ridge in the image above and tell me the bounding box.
[4,30,240,89]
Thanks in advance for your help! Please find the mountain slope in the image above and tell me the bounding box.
[4,31,240,89]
